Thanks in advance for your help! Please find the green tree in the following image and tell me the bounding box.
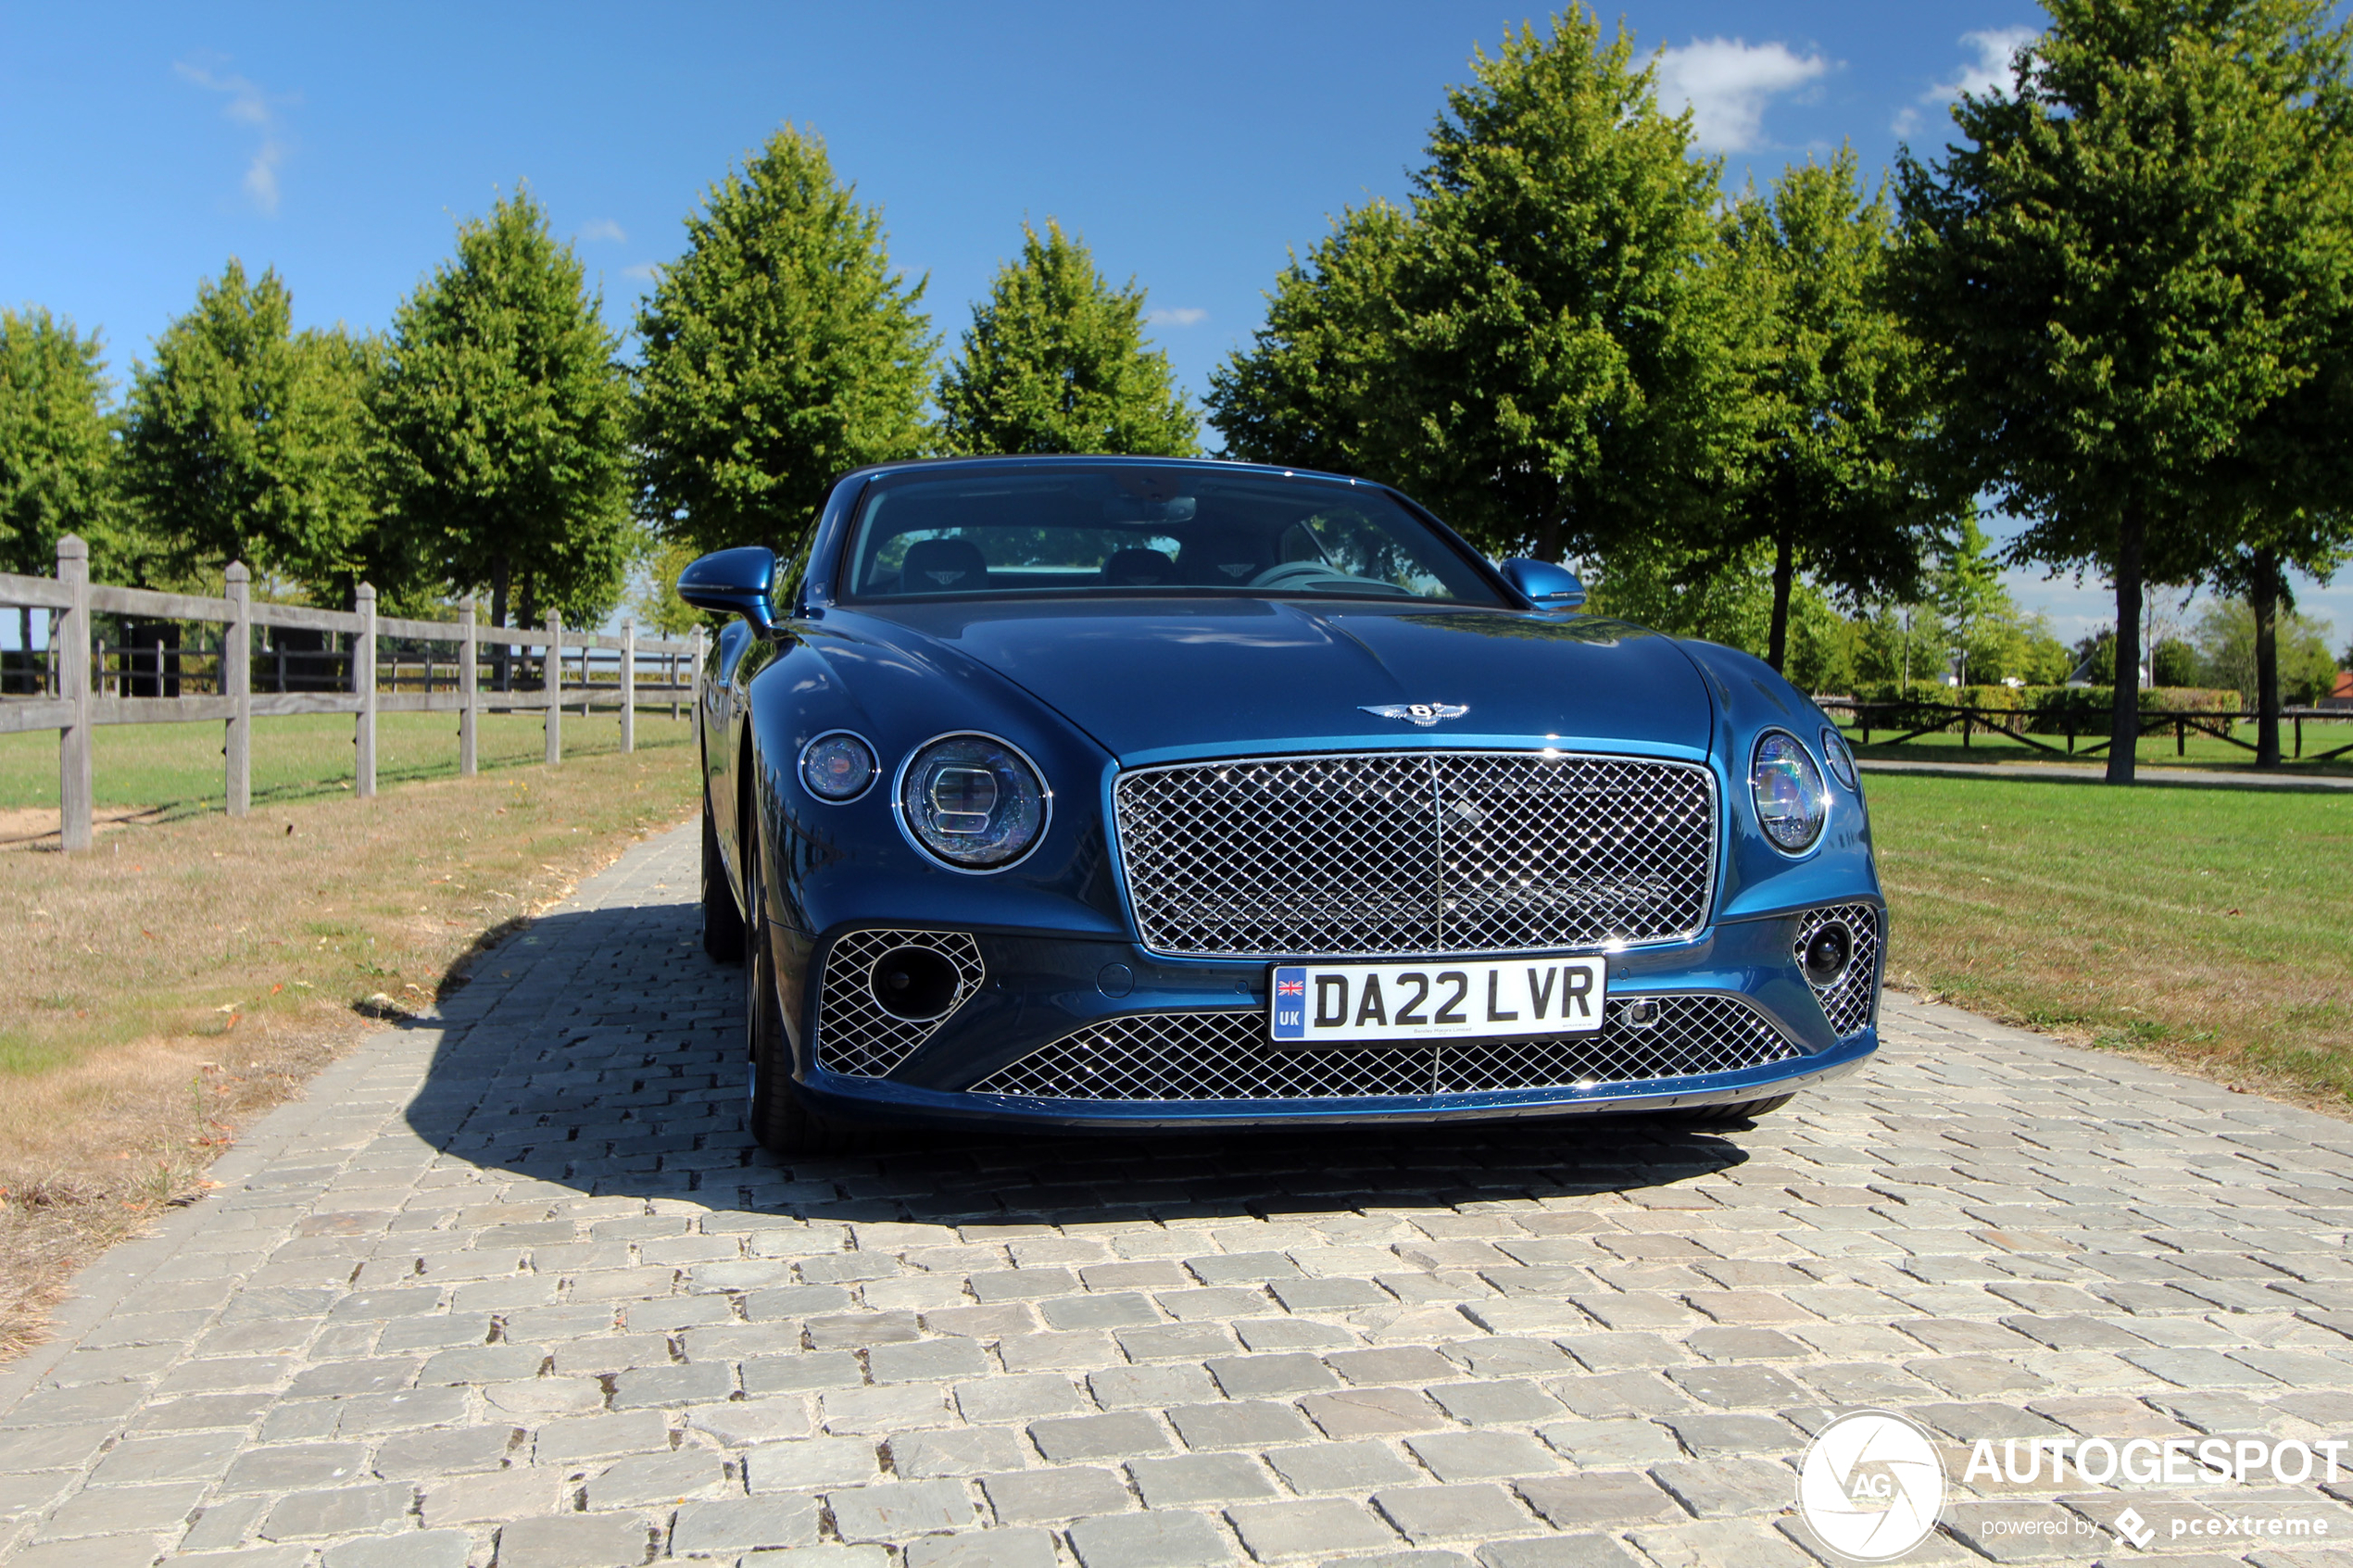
[377,188,633,646]
[635,127,934,558]
[1895,0,2353,783]
[1209,8,1755,562]
[119,261,384,601]
[1719,150,1946,672]
[2196,595,2338,703]
[628,535,707,639]
[0,307,117,665]
[1854,600,1953,694]
[1207,202,1413,475]
[2151,636,2202,686]
[1927,513,2013,686]
[937,220,1197,457]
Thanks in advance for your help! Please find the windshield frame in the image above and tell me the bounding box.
[829,461,1514,611]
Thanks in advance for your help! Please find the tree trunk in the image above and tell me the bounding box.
[2107,509,2145,786]
[518,571,538,692]
[1534,516,1563,565]
[1767,527,1793,674]
[2251,546,2282,769]
[491,556,511,694]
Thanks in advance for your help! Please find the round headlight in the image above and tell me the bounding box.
[1751,731,1827,853]
[1819,725,1857,790]
[898,734,1050,870]
[800,732,877,802]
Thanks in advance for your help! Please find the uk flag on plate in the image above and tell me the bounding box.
[1271,967,1308,1040]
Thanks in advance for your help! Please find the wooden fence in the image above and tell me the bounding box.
[1819,696,2353,763]
[0,534,704,851]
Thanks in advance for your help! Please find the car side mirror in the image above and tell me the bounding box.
[677,546,782,633]
[1498,558,1586,611]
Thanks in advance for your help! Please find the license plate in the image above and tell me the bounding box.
[1268,957,1606,1046]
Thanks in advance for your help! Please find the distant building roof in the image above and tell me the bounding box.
[2334,670,2353,700]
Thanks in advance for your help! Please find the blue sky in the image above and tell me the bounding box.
[2,2,2339,646]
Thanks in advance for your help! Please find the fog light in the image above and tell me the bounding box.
[1801,922,1854,989]
[869,945,963,1021]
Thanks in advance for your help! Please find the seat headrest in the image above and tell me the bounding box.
[1177,531,1272,585]
[1102,547,1176,587]
[899,537,990,593]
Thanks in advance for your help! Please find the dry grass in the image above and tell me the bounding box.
[0,744,698,1360]
[1869,771,2353,1116]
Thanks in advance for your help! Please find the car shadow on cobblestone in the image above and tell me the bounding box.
[400,904,1754,1228]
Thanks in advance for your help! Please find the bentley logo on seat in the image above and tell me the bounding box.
[1361,703,1469,727]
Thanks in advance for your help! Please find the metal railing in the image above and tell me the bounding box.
[0,534,705,851]
[1818,696,2353,763]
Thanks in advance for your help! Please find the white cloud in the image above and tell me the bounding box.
[580,219,627,244]
[1895,27,2038,135]
[1146,307,1208,328]
[1653,38,1831,153]
[621,262,661,282]
[175,58,291,216]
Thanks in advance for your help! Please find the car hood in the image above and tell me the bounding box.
[840,598,1715,760]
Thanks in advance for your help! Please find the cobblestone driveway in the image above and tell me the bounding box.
[3,824,2350,1568]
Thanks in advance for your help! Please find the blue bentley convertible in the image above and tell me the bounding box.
[679,456,1882,1154]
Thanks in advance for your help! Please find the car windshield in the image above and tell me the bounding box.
[839,465,1505,606]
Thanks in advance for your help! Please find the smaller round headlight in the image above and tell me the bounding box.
[800,732,877,802]
[1820,725,1858,790]
[899,734,1049,870]
[1751,731,1828,853]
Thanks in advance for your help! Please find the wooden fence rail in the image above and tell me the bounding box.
[1818,696,2353,764]
[0,534,706,851]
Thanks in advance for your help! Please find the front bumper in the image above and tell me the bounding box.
[783,908,1881,1131]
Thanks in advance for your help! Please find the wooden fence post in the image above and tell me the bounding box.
[355,583,377,798]
[57,535,92,852]
[459,596,478,777]
[544,610,562,767]
[620,619,636,754]
[225,562,251,815]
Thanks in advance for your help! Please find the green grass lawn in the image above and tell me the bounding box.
[1866,771,2353,1108]
[0,709,695,819]
[1838,712,2353,775]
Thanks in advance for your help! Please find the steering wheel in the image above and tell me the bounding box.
[1247,560,1341,590]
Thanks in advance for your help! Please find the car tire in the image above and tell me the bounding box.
[1671,1094,1793,1125]
[741,814,882,1159]
[700,791,746,964]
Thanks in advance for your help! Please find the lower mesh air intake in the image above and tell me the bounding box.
[965,994,1802,1101]
[1795,903,1881,1039]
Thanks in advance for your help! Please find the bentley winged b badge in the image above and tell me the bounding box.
[1361,702,1469,728]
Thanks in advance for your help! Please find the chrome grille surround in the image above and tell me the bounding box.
[1113,751,1717,960]
[965,994,1800,1101]
[1796,903,1881,1039]
[812,928,986,1078]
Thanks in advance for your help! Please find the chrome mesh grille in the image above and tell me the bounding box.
[1797,903,1881,1039]
[1114,751,1715,959]
[812,929,986,1078]
[965,995,1799,1101]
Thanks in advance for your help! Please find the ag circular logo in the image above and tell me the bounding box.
[1798,1410,1947,1561]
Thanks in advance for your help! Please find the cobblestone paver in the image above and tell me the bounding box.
[3,823,2350,1566]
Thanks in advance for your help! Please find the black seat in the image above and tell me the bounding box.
[1176,530,1273,585]
[898,537,990,594]
[1101,547,1176,587]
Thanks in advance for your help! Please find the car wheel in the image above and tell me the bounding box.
[700,790,746,964]
[1671,1094,1793,1125]
[741,816,882,1159]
